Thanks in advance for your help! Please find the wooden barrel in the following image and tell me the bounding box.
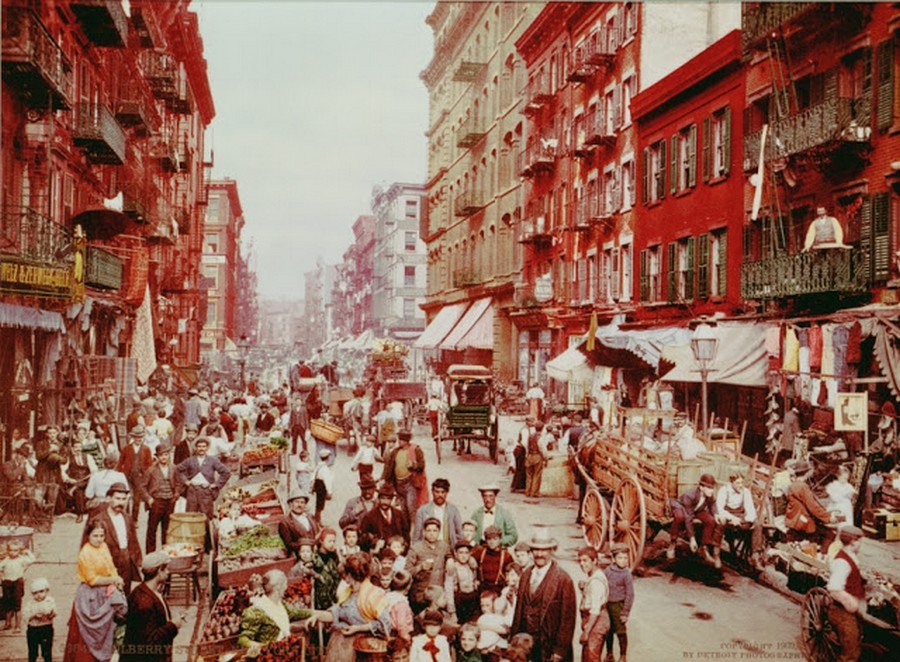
[167,512,207,548]
[539,454,574,497]
[353,635,389,662]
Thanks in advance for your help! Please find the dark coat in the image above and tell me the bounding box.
[278,511,321,558]
[82,507,142,589]
[120,582,179,662]
[670,486,718,539]
[512,561,577,662]
[359,506,409,552]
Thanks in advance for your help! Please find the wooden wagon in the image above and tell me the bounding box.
[574,406,776,570]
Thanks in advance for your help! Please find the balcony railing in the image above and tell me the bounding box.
[457,113,486,148]
[584,108,616,146]
[142,51,178,100]
[518,139,558,177]
[131,3,164,48]
[166,82,193,115]
[523,71,552,115]
[73,103,127,165]
[574,194,599,229]
[2,8,73,110]
[743,96,872,168]
[568,29,615,83]
[519,216,552,248]
[453,59,486,83]
[151,137,179,172]
[454,190,487,217]
[122,184,149,222]
[115,83,159,136]
[0,206,72,264]
[85,245,123,290]
[740,247,867,300]
[71,0,128,48]
[452,269,481,289]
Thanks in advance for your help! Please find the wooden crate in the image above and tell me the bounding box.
[216,556,295,589]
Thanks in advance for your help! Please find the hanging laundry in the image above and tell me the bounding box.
[765,325,782,372]
[808,324,822,369]
[846,321,862,365]
[782,327,800,372]
[832,325,850,380]
[798,345,811,403]
[821,324,835,377]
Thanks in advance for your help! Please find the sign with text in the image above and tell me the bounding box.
[835,392,868,432]
[0,254,73,299]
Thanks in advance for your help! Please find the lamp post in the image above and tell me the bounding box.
[238,334,249,392]
[691,319,718,437]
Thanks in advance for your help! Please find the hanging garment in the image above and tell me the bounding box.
[782,327,800,373]
[832,325,850,381]
[846,321,862,365]
[821,325,835,377]
[809,324,823,369]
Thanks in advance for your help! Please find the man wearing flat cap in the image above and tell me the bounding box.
[667,473,723,567]
[359,483,409,553]
[120,551,187,662]
[339,476,379,530]
[472,484,518,548]
[382,429,426,521]
[826,526,866,661]
[279,490,320,558]
[82,481,142,595]
[512,527,577,662]
[143,444,182,553]
[117,425,154,518]
[413,477,463,547]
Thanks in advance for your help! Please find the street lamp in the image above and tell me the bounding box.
[238,334,249,392]
[691,319,718,437]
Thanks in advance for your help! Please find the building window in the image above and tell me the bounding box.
[620,243,632,302]
[624,2,638,38]
[672,124,697,193]
[587,254,596,301]
[676,236,695,301]
[642,139,666,204]
[639,245,662,302]
[206,196,219,220]
[405,231,417,251]
[403,298,416,319]
[606,15,618,52]
[601,247,619,303]
[622,75,636,126]
[405,199,418,219]
[202,264,219,290]
[703,107,731,181]
[204,233,219,253]
[621,159,635,210]
[603,169,620,214]
[206,300,217,325]
[404,265,416,287]
[711,229,727,297]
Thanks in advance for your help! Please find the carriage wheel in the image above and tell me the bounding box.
[581,487,608,552]
[801,587,840,662]
[609,475,647,570]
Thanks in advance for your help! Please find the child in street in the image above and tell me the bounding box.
[287,538,319,584]
[295,450,312,492]
[461,521,478,546]
[386,570,415,646]
[456,622,483,662]
[0,541,36,630]
[494,563,522,627]
[604,543,635,662]
[578,547,610,662]
[411,609,451,662]
[313,528,341,610]
[387,535,408,574]
[311,448,334,523]
[476,590,508,654]
[350,434,381,483]
[340,524,360,562]
[22,577,54,662]
[445,541,480,624]
[513,542,532,570]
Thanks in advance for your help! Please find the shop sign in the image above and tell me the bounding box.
[835,392,867,432]
[534,274,553,303]
[0,254,73,299]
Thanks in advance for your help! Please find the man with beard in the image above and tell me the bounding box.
[82,481,142,595]
[278,490,320,558]
[412,478,462,547]
[512,527,577,662]
[359,483,409,552]
[472,484,518,548]
[176,437,230,521]
[174,424,199,465]
[144,444,181,553]
[338,476,379,530]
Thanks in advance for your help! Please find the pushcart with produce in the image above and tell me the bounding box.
[573,406,777,570]
[239,436,289,478]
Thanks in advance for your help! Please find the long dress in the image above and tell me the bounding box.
[63,543,128,662]
[324,579,391,660]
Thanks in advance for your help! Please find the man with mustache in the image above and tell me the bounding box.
[81,481,142,595]
[359,483,409,553]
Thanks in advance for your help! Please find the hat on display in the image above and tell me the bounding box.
[107,482,130,495]
[478,483,501,494]
[141,551,171,573]
[526,526,558,550]
[377,483,396,498]
[287,489,310,503]
[699,473,717,488]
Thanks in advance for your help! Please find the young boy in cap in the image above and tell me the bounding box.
[446,540,480,624]
[473,525,515,594]
[22,577,54,662]
[604,543,634,662]
[577,547,610,662]
[667,473,723,567]
[0,540,35,630]
[826,525,866,662]
[411,609,451,662]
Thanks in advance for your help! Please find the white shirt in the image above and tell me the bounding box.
[85,469,128,499]
[482,508,495,531]
[529,561,552,594]
[715,484,757,523]
[109,511,128,549]
[410,633,451,662]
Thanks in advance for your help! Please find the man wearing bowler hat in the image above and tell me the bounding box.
[279,489,320,558]
[511,527,577,662]
[472,483,518,548]
[339,476,379,530]
[412,477,463,547]
[117,425,154,518]
[82,481,142,595]
[667,473,723,567]
[359,482,409,552]
[144,444,181,553]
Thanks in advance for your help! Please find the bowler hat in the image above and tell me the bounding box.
[699,473,717,488]
[377,483,396,498]
[107,481,130,495]
[526,526,558,550]
[358,477,377,490]
[398,430,412,441]
[287,489,310,503]
[155,444,172,456]
[129,425,146,438]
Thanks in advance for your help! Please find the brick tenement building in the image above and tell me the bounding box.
[332,215,376,338]
[1,0,214,449]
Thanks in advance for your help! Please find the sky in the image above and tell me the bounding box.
[194,1,434,300]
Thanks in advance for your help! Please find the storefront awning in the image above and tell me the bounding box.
[352,328,375,351]
[661,321,770,387]
[586,325,692,371]
[0,302,65,332]
[414,302,470,349]
[546,342,593,382]
[440,298,493,350]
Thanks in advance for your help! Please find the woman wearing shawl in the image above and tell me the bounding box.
[63,520,128,662]
[237,569,312,658]
[306,552,392,658]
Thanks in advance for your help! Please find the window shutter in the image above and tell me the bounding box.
[670,134,678,194]
[862,46,873,95]
[639,249,649,301]
[611,247,620,300]
[658,139,667,199]
[873,192,891,281]
[685,236,695,300]
[860,196,873,282]
[877,39,895,130]
[687,124,697,188]
[697,233,709,300]
[722,106,731,175]
[667,242,676,302]
[641,147,649,205]
[614,85,623,129]
[717,230,728,296]
[702,116,711,182]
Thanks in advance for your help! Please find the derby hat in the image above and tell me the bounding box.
[107,481,130,495]
[287,489,310,503]
[699,473,717,488]
[358,476,378,490]
[128,425,146,438]
[377,483,396,498]
[526,526,558,550]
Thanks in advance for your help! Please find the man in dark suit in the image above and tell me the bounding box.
[667,472,723,567]
[338,477,378,530]
[117,425,154,518]
[512,527,577,662]
[359,483,409,552]
[120,551,187,662]
[278,489,320,558]
[82,481,143,595]
[175,437,230,520]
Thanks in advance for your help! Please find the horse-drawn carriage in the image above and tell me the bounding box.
[436,364,499,464]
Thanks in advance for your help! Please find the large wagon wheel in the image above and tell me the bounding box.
[801,587,840,662]
[609,475,647,570]
[581,487,608,552]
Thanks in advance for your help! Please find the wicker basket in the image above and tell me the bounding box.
[310,419,344,444]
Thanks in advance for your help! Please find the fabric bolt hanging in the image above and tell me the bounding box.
[808,324,823,369]
[821,324,835,377]
[832,324,850,381]
[782,326,800,372]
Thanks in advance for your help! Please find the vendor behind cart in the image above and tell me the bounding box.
[238,568,312,658]
[825,526,866,662]
[785,459,839,547]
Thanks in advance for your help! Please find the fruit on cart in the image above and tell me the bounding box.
[199,585,253,642]
[256,633,308,661]
[242,446,280,462]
